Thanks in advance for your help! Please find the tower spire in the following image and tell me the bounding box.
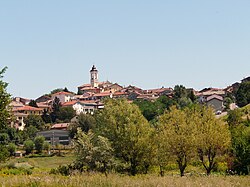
[90,65,98,87]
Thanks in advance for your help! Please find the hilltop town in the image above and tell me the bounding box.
[9,65,249,132]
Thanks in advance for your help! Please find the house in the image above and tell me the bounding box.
[62,100,102,115]
[11,112,28,131]
[51,91,74,104]
[37,129,71,145]
[103,83,123,93]
[206,94,224,112]
[35,95,51,103]
[51,123,70,130]
[13,106,43,115]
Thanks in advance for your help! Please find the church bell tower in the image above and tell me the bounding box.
[90,65,98,88]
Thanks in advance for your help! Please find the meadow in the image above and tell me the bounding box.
[0,154,250,187]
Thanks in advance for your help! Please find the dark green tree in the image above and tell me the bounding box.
[51,97,61,123]
[69,113,96,138]
[28,100,38,108]
[0,133,10,145]
[63,87,69,92]
[41,109,52,123]
[0,145,10,162]
[7,143,16,156]
[58,106,76,122]
[236,82,250,107]
[50,88,64,95]
[0,67,11,131]
[24,114,45,130]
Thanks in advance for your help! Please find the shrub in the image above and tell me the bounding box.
[24,140,34,155]
[7,143,16,156]
[34,136,45,154]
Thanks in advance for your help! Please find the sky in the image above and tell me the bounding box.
[0,1,250,99]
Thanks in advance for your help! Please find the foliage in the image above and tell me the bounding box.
[51,96,62,123]
[23,126,39,140]
[0,133,10,144]
[50,88,64,95]
[7,143,16,156]
[227,109,243,127]
[69,113,96,138]
[134,96,175,122]
[34,136,45,154]
[230,125,250,175]
[159,106,196,176]
[43,141,51,153]
[0,67,11,131]
[96,99,153,175]
[0,145,10,162]
[41,109,52,123]
[24,140,34,155]
[73,129,114,175]
[194,106,231,175]
[24,114,45,130]
[236,81,250,107]
[28,100,38,108]
[58,106,76,122]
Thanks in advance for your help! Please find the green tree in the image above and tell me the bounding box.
[231,125,250,175]
[73,129,114,175]
[58,106,76,122]
[173,85,187,101]
[23,126,39,140]
[194,106,231,175]
[51,97,61,123]
[0,145,10,162]
[41,109,52,124]
[0,133,10,145]
[43,141,51,154]
[159,106,196,176]
[69,113,96,138]
[28,100,38,108]
[96,99,153,175]
[0,67,11,131]
[24,140,34,154]
[227,109,243,127]
[7,143,16,156]
[24,114,45,130]
[34,136,45,154]
[50,88,64,95]
[236,82,250,107]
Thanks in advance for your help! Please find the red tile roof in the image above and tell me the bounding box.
[206,94,223,101]
[52,91,73,96]
[13,106,43,112]
[51,123,69,129]
[62,101,77,106]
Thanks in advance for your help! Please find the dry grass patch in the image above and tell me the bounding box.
[0,174,249,187]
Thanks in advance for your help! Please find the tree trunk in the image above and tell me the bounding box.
[160,165,164,177]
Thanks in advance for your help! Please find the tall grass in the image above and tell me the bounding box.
[0,173,249,187]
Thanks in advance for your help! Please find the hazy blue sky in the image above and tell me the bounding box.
[1,1,249,99]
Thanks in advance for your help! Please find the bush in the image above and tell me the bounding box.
[34,136,45,154]
[24,140,34,155]
[0,145,10,162]
[7,143,16,156]
[50,164,71,176]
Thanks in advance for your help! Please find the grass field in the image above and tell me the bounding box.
[0,173,250,187]
[0,153,249,187]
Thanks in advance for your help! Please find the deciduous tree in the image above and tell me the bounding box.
[96,99,153,175]
[0,67,11,131]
